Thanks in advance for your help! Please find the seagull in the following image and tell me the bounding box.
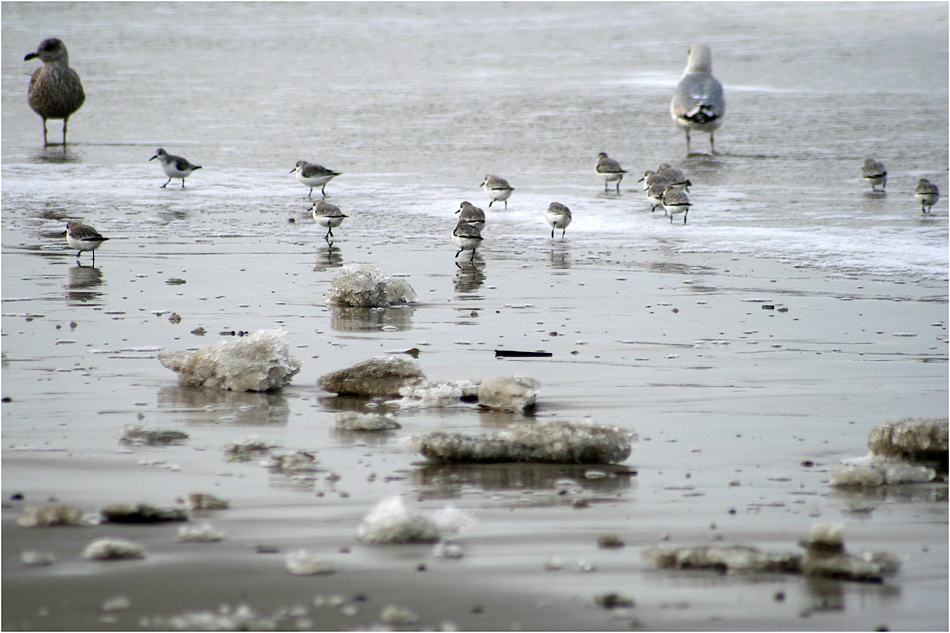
[310,200,348,241]
[24,38,85,148]
[914,178,939,214]
[545,202,572,238]
[481,175,514,208]
[66,221,108,265]
[456,201,486,232]
[150,149,202,188]
[291,161,340,198]
[671,44,725,155]
[862,158,887,192]
[596,153,627,192]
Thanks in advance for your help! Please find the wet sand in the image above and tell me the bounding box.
[2,234,947,630]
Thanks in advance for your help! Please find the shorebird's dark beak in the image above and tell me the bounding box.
[24,52,37,61]
[149,155,157,161]
[289,167,296,173]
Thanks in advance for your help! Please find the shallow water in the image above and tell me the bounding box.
[2,2,948,631]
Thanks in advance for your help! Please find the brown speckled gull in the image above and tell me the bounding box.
[24,38,85,147]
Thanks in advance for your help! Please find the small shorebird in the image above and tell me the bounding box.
[657,164,692,191]
[545,202,572,238]
[671,44,725,155]
[66,221,109,265]
[646,182,667,213]
[481,175,514,208]
[24,38,85,148]
[662,185,692,224]
[862,158,887,192]
[150,149,202,188]
[452,220,483,261]
[456,201,486,232]
[914,178,939,214]
[310,200,348,241]
[596,152,627,192]
[638,170,670,191]
[291,161,340,198]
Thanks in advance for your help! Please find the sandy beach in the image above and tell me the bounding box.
[3,238,947,630]
[2,2,947,630]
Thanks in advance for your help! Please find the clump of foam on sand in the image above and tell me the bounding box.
[285,550,336,575]
[830,418,948,486]
[158,329,301,392]
[178,523,224,543]
[224,436,277,462]
[867,418,948,463]
[326,264,417,308]
[799,523,901,581]
[406,420,635,464]
[644,523,899,583]
[17,505,100,527]
[333,411,401,431]
[82,537,147,560]
[396,381,479,409]
[477,375,541,412]
[318,356,426,397]
[357,496,474,545]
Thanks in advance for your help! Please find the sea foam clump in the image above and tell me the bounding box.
[477,375,541,412]
[357,496,474,545]
[326,264,417,308]
[644,524,900,582]
[800,523,901,581]
[643,545,802,574]
[407,420,635,464]
[158,329,301,392]
[82,537,146,560]
[318,356,426,397]
[396,381,479,409]
[333,411,401,431]
[17,505,99,527]
[867,418,948,463]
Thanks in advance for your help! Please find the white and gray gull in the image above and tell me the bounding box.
[670,44,725,155]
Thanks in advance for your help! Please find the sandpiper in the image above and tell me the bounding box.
[452,220,483,261]
[657,164,692,191]
[291,161,340,198]
[862,158,887,192]
[545,202,572,238]
[24,38,85,148]
[662,185,692,224]
[646,182,667,213]
[310,200,348,241]
[456,201,486,232]
[66,221,108,265]
[914,178,939,214]
[596,153,627,192]
[671,44,725,155]
[150,149,202,188]
[481,175,514,208]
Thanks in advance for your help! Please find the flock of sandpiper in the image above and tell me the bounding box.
[23,37,941,267]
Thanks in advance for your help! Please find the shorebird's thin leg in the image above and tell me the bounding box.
[62,118,69,146]
[42,118,49,147]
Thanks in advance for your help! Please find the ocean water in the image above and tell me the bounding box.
[2,1,947,280]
